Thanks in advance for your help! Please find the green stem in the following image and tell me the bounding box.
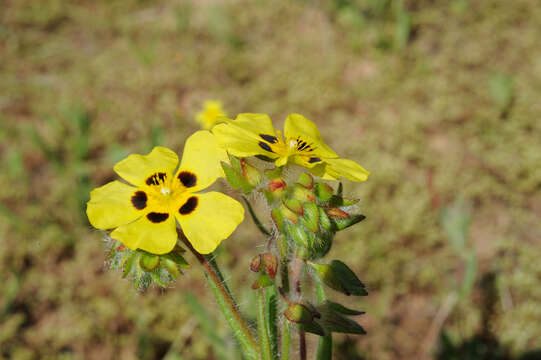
[281,317,291,360]
[180,233,259,360]
[315,277,332,360]
[291,258,307,360]
[243,196,271,236]
[256,288,276,360]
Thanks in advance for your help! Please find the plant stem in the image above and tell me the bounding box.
[291,258,306,360]
[179,232,259,360]
[257,289,274,360]
[243,196,271,236]
[315,277,332,360]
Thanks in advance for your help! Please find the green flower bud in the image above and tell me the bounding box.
[240,159,262,187]
[284,303,315,324]
[314,182,334,203]
[283,198,304,215]
[108,240,189,291]
[286,221,309,248]
[301,202,319,233]
[307,260,367,296]
[139,252,160,271]
[291,183,315,203]
[264,167,283,180]
[318,206,332,232]
[252,273,274,289]
[296,172,314,189]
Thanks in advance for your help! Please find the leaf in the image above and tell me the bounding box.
[322,300,365,316]
[308,260,367,296]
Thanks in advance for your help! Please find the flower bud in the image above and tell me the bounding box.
[139,252,160,271]
[240,159,262,187]
[284,303,315,324]
[250,254,262,272]
[262,253,278,279]
[283,198,303,215]
[291,183,315,203]
[296,172,314,189]
[252,273,274,289]
[314,182,334,202]
[301,202,319,233]
[307,260,367,296]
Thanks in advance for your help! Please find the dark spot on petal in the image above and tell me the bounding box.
[297,141,308,150]
[259,134,278,144]
[179,196,198,215]
[308,157,321,163]
[131,191,147,210]
[146,212,169,223]
[258,141,273,153]
[178,171,197,188]
[146,172,167,186]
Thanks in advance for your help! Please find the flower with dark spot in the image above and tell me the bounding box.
[87,131,244,255]
[213,113,370,182]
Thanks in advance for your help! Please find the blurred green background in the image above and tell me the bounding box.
[1,0,540,359]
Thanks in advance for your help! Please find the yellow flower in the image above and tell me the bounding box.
[212,113,370,182]
[195,100,227,129]
[86,131,244,255]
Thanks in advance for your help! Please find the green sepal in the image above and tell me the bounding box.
[164,251,190,269]
[315,302,366,335]
[321,300,365,316]
[161,257,181,278]
[264,167,283,180]
[311,231,333,259]
[271,207,286,232]
[252,274,274,289]
[328,195,360,207]
[314,182,334,202]
[283,198,303,215]
[297,172,314,189]
[308,260,367,296]
[221,161,253,194]
[286,221,308,248]
[298,321,325,336]
[318,207,332,232]
[332,214,366,231]
[291,184,315,203]
[139,252,160,271]
[241,159,262,187]
[301,202,319,233]
[279,204,298,224]
[284,303,314,324]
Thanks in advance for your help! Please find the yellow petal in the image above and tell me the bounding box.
[212,113,278,158]
[110,213,177,254]
[324,158,370,182]
[86,180,143,229]
[175,192,244,254]
[176,131,229,192]
[114,146,179,187]
[284,114,338,158]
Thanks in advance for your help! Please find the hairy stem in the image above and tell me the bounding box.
[179,232,259,360]
[291,258,307,360]
[315,277,332,360]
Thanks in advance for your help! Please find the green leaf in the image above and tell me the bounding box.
[316,303,366,335]
[308,260,367,296]
[322,300,365,316]
[332,214,366,231]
